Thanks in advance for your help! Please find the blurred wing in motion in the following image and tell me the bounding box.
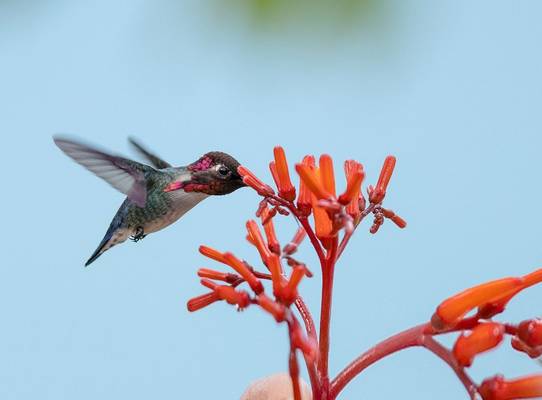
[54,136,152,207]
[128,137,172,169]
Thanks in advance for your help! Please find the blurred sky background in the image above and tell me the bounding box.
[1,1,541,399]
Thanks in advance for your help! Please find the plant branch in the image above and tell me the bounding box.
[420,336,479,399]
[318,238,339,397]
[330,324,426,398]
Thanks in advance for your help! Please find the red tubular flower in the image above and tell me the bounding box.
[246,220,272,263]
[223,252,264,294]
[478,268,542,318]
[260,207,281,255]
[523,268,542,287]
[319,154,336,197]
[370,155,396,204]
[312,193,334,245]
[339,160,365,206]
[187,292,219,312]
[271,146,296,202]
[267,254,286,298]
[479,374,542,400]
[295,163,333,201]
[200,279,251,308]
[281,265,307,305]
[197,268,239,283]
[238,165,275,197]
[381,208,407,229]
[199,245,227,263]
[431,277,524,331]
[283,227,307,255]
[452,322,505,367]
[296,155,315,216]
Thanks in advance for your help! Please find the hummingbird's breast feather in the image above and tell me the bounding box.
[141,189,209,234]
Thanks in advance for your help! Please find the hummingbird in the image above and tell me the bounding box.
[54,137,246,266]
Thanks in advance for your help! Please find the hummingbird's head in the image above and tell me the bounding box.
[185,151,246,195]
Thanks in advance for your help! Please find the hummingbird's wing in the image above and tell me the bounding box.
[128,137,172,169]
[54,137,154,207]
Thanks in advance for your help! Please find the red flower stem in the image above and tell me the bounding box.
[330,323,479,399]
[289,347,302,400]
[318,238,338,398]
[420,336,479,400]
[294,296,320,396]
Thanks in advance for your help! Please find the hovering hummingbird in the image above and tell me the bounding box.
[54,137,245,266]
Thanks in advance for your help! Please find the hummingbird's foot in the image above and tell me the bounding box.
[130,226,146,242]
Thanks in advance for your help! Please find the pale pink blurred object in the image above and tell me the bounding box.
[241,373,312,400]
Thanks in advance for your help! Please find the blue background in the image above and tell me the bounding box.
[1,1,541,399]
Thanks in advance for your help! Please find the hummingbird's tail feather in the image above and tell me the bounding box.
[85,206,130,266]
[85,243,107,266]
[85,229,114,267]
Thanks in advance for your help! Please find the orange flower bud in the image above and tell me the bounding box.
[319,154,336,197]
[381,208,407,229]
[272,146,296,202]
[222,252,264,294]
[246,220,271,263]
[523,268,542,288]
[452,323,505,367]
[267,254,286,299]
[339,160,364,206]
[199,245,227,263]
[431,277,523,331]
[260,207,281,255]
[197,268,239,283]
[479,374,542,400]
[187,292,219,312]
[238,165,275,197]
[281,265,306,305]
[295,163,333,201]
[370,156,396,203]
[312,194,334,244]
[296,155,315,216]
[478,268,542,318]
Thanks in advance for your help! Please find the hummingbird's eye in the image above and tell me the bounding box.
[218,165,230,176]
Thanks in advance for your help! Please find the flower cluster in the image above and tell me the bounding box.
[186,145,541,400]
[187,146,405,400]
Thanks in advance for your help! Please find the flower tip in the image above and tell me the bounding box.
[187,292,219,312]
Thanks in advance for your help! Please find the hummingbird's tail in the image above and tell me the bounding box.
[85,236,110,266]
[85,207,129,266]
[85,230,115,266]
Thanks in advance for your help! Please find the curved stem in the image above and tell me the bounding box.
[420,336,479,400]
[330,324,426,398]
[330,323,480,400]
[294,297,320,396]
